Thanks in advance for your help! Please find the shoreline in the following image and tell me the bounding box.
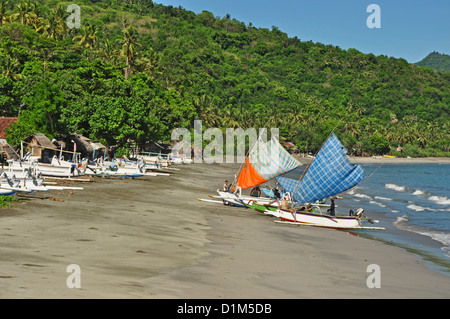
[0,162,449,298]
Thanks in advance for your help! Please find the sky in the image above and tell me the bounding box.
[153,0,449,63]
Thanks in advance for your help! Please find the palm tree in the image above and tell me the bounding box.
[0,0,8,27]
[417,134,428,148]
[345,121,360,138]
[120,26,140,79]
[73,24,98,49]
[97,37,118,62]
[54,4,66,23]
[40,9,65,40]
[290,104,307,125]
[133,49,162,79]
[1,54,20,80]
[193,95,219,127]
[219,108,239,128]
[11,0,32,25]
[27,1,44,31]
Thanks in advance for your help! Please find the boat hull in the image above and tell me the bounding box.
[269,208,363,229]
[245,201,278,213]
[216,190,278,205]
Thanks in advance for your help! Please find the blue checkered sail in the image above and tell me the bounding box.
[277,133,365,204]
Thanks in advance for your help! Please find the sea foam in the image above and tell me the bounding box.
[407,203,450,213]
[375,196,393,201]
[394,216,450,257]
[394,215,409,224]
[407,204,428,212]
[428,196,450,206]
[353,193,371,199]
[385,183,406,192]
[370,200,387,208]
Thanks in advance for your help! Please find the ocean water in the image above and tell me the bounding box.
[285,163,450,274]
[343,164,450,274]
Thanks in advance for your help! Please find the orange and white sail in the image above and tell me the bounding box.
[235,137,301,190]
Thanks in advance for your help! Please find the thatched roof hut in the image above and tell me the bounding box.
[22,133,59,163]
[1,139,19,161]
[65,133,107,160]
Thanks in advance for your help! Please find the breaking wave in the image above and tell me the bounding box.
[412,189,425,196]
[385,183,406,192]
[374,196,393,201]
[407,202,450,213]
[370,200,387,208]
[428,196,450,206]
[394,215,409,225]
[353,193,371,199]
[407,204,429,212]
[394,215,450,258]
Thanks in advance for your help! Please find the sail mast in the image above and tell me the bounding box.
[290,116,345,199]
[290,129,334,198]
[230,128,263,191]
[232,128,301,191]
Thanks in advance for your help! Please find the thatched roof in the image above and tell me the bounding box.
[23,133,58,150]
[67,133,106,154]
[1,139,19,160]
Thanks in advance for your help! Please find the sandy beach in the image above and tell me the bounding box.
[0,158,449,299]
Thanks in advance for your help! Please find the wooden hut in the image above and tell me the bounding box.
[22,133,59,163]
[65,133,107,161]
[1,139,19,161]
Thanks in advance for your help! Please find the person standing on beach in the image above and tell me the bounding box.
[223,180,230,192]
[327,198,336,216]
[281,195,289,210]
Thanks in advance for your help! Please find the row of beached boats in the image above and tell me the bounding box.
[198,132,385,231]
[2,133,383,231]
[0,151,186,196]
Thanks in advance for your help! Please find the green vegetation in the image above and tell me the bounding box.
[0,0,449,157]
[0,194,19,207]
[415,52,450,73]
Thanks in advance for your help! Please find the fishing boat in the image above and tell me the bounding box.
[1,169,83,193]
[81,157,162,177]
[172,155,192,164]
[0,170,45,193]
[242,199,279,213]
[214,189,280,208]
[82,163,144,178]
[261,187,286,199]
[140,154,172,168]
[0,188,16,195]
[272,133,382,230]
[6,157,83,178]
[214,133,301,205]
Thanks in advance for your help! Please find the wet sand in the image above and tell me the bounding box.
[0,161,449,299]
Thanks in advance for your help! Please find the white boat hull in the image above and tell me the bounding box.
[216,190,278,206]
[7,160,82,178]
[268,208,363,229]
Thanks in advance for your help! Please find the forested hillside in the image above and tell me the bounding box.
[1,0,449,157]
[415,52,450,73]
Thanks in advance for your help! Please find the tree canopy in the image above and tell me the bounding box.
[1,0,449,157]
